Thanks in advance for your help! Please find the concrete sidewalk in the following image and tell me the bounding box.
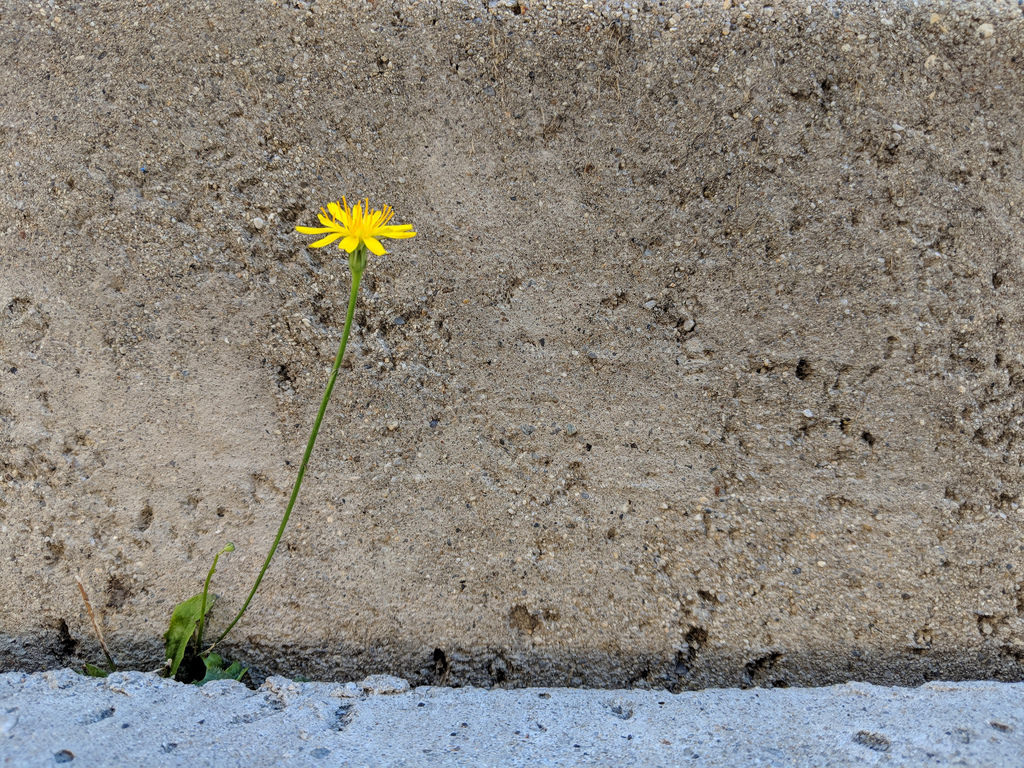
[1,671,1021,767]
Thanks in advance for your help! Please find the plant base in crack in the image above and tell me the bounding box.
[164,591,247,684]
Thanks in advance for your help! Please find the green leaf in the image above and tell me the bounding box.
[82,663,111,678]
[163,593,215,678]
[197,653,247,685]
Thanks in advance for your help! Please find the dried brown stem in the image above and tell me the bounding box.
[75,575,115,671]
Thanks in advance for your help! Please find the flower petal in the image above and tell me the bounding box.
[377,226,416,239]
[308,232,344,248]
[327,201,346,221]
[340,235,360,253]
[364,236,387,256]
[296,225,336,235]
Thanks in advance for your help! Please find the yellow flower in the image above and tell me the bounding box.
[296,197,416,256]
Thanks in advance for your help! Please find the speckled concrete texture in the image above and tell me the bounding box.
[1,0,1023,687]
[1,670,1023,767]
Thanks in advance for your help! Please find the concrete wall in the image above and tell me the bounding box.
[1,0,1023,687]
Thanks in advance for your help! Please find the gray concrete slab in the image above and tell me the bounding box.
[1,670,1022,767]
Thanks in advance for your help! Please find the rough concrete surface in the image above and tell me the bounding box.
[2,670,1023,767]
[1,0,1024,688]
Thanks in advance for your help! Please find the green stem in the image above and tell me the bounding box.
[195,542,234,652]
[210,252,365,649]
